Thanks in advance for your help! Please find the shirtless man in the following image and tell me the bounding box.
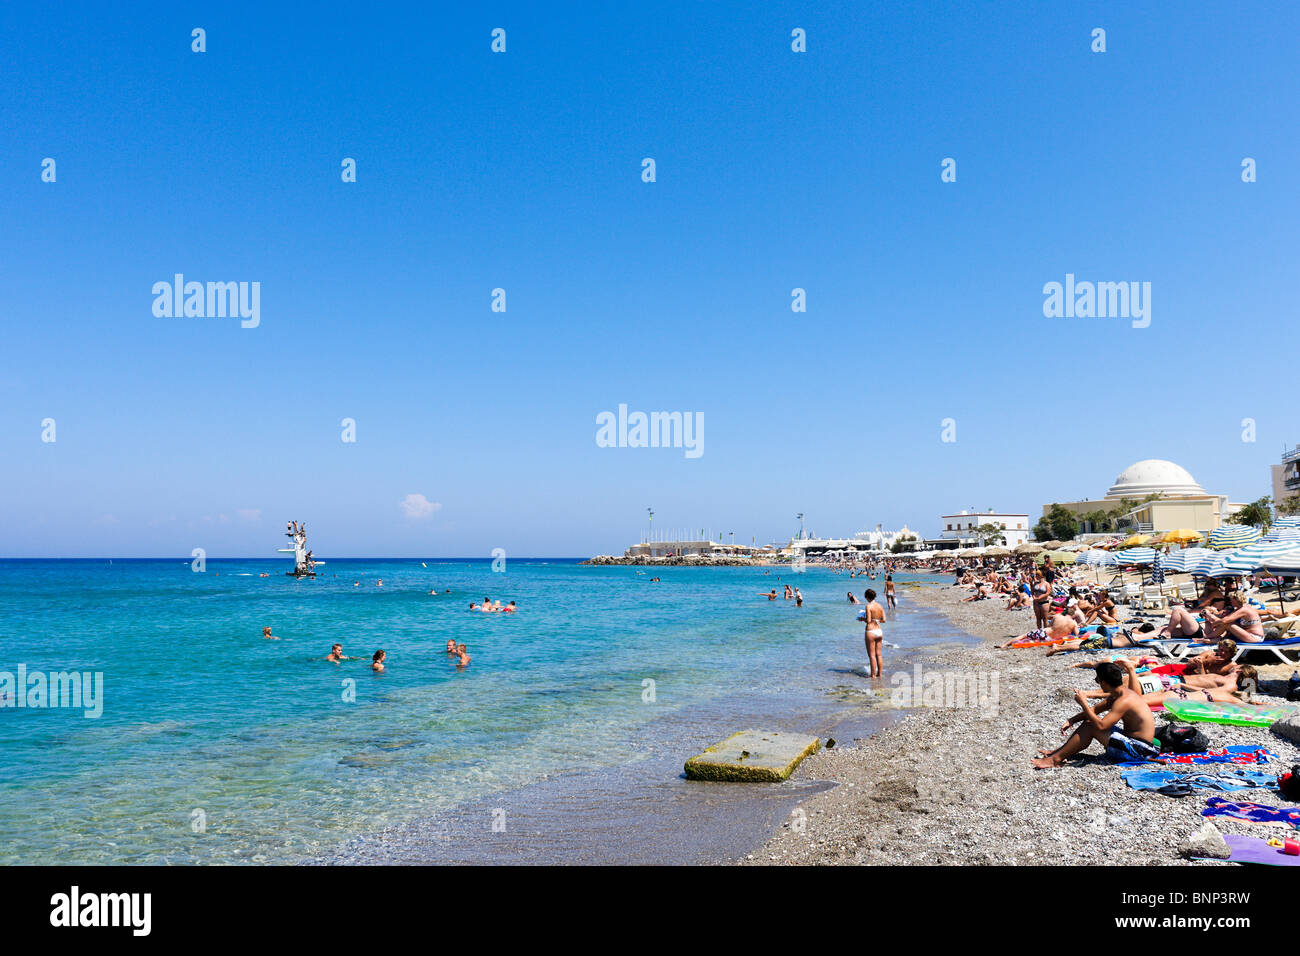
[885,575,897,611]
[455,644,471,668]
[1032,661,1157,768]
[326,643,361,663]
[794,588,803,607]
[446,639,458,655]
[862,588,886,678]
[761,589,777,601]
[999,612,1078,649]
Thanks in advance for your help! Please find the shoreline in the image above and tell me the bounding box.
[739,578,1300,866]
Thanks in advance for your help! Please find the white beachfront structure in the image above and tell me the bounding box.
[786,525,922,555]
[932,510,1031,549]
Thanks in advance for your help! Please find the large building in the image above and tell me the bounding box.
[930,510,1031,549]
[1271,446,1300,511]
[1046,459,1244,534]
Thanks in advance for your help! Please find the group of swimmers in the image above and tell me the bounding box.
[469,597,517,613]
[321,641,470,670]
[761,584,803,606]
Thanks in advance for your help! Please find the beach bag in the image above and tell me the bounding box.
[1279,766,1300,802]
[1157,722,1210,754]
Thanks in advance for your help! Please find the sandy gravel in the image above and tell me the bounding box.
[742,579,1300,866]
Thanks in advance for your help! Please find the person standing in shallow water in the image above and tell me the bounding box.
[885,575,897,611]
[863,588,886,679]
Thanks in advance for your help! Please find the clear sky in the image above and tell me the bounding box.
[1,1,1295,558]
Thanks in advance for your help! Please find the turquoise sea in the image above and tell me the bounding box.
[0,559,962,864]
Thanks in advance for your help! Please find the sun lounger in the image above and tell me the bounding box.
[1232,633,1300,665]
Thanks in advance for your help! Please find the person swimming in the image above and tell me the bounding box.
[794,588,803,607]
[262,626,279,640]
[371,649,386,672]
[446,639,458,654]
[456,643,471,668]
[326,643,360,663]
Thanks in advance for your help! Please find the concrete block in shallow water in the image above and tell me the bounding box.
[684,730,821,782]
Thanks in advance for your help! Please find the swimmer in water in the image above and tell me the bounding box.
[848,592,860,604]
[376,579,383,587]
[456,644,471,668]
[503,601,517,613]
[262,626,279,640]
[326,643,360,663]
[446,639,458,654]
[794,588,803,607]
[371,649,386,672]
[760,589,777,601]
[353,581,360,587]
[783,585,793,600]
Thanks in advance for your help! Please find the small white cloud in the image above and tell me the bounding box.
[237,509,262,522]
[399,494,441,520]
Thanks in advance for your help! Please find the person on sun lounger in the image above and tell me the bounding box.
[1203,594,1266,643]
[1031,661,1157,768]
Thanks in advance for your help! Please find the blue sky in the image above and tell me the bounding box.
[1,1,1295,557]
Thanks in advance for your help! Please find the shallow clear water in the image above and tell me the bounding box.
[0,559,956,864]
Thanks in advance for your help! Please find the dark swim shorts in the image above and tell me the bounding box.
[1105,730,1160,763]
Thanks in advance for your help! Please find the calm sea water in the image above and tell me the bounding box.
[0,559,957,864]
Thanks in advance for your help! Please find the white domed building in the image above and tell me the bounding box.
[1045,459,1243,535]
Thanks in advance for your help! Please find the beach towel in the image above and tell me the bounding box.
[1120,766,1279,796]
[1217,834,1300,866]
[1201,797,1300,829]
[1122,745,1280,766]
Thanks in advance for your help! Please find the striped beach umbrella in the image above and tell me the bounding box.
[1260,526,1300,544]
[1207,525,1260,550]
[1273,515,1300,529]
[1113,547,1156,565]
[1258,547,1300,574]
[1176,547,1220,576]
[1205,540,1300,577]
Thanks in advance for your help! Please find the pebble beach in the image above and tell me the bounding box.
[744,578,1300,866]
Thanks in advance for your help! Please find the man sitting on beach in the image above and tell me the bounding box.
[1031,662,1157,768]
[998,613,1078,649]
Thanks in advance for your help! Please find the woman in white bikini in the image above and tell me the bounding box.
[863,588,886,678]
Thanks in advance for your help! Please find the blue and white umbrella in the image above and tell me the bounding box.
[1260,526,1300,544]
[1078,550,1118,566]
[1206,541,1300,577]
[1258,547,1300,574]
[1273,515,1300,530]
[1174,547,1218,576]
[1207,525,1260,550]
[1112,547,1156,565]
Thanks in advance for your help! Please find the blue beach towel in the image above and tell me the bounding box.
[1120,766,1279,796]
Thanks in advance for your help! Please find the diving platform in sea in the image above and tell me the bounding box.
[278,521,323,578]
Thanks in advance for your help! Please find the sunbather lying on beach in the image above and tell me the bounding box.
[1043,624,1143,655]
[1182,639,1238,676]
[1031,662,1156,768]
[998,613,1078,649]
[1116,657,1258,707]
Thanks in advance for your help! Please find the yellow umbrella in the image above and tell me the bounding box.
[1162,529,1203,546]
[1121,533,1151,548]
